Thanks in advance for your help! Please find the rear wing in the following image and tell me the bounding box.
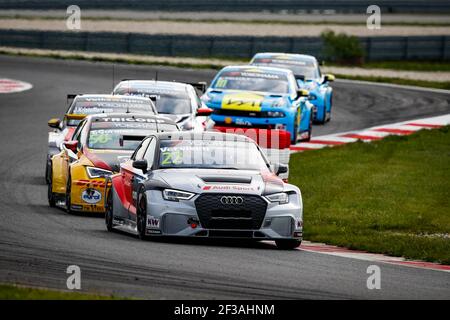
[119,135,146,147]
[66,94,80,105]
[187,82,207,94]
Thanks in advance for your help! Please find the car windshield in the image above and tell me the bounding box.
[252,58,319,79]
[87,121,177,150]
[67,98,154,126]
[212,70,289,94]
[158,139,269,171]
[114,85,192,115]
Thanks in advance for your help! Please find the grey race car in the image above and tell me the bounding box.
[105,131,303,249]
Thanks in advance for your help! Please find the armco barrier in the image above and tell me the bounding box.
[0,29,449,61]
[0,0,450,13]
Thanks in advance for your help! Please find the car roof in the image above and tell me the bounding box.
[252,52,317,62]
[115,80,191,92]
[219,65,294,77]
[85,113,177,125]
[73,94,153,102]
[154,131,254,143]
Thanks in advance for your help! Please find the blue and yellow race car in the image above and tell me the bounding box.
[201,65,314,143]
[250,53,334,124]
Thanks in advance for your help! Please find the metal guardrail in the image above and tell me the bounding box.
[0,29,449,61]
[0,1,450,13]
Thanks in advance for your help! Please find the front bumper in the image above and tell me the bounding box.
[143,190,303,240]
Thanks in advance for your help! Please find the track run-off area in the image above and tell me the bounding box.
[0,55,449,299]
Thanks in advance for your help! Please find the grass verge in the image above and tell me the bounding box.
[0,284,123,300]
[335,73,450,90]
[289,126,450,264]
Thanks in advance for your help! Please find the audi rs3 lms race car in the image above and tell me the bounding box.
[106,131,303,249]
[201,65,314,143]
[46,94,157,183]
[113,80,213,132]
[250,53,334,124]
[48,113,179,213]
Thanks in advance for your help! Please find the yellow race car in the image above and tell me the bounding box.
[48,113,179,213]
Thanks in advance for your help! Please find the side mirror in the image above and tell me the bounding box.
[275,163,288,176]
[48,118,61,129]
[133,159,148,173]
[297,89,309,98]
[323,74,335,83]
[63,140,78,153]
[196,107,213,117]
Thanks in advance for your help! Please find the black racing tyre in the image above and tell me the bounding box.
[291,108,300,143]
[136,189,148,240]
[326,94,333,122]
[65,173,72,214]
[105,191,114,232]
[302,113,313,142]
[317,105,327,125]
[47,167,56,207]
[275,239,302,250]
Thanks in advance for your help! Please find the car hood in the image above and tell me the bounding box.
[204,89,289,110]
[153,168,284,195]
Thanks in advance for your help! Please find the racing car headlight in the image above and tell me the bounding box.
[86,166,113,179]
[267,111,285,118]
[163,189,195,201]
[265,192,289,204]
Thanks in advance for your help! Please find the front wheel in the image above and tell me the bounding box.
[136,190,148,240]
[48,167,56,207]
[65,174,73,214]
[105,191,114,232]
[275,239,302,250]
[291,108,300,144]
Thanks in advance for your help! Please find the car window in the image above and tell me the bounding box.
[212,69,289,94]
[144,138,157,169]
[133,138,151,160]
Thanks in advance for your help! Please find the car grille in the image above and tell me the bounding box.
[195,194,267,230]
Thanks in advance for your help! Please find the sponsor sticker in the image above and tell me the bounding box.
[221,92,264,112]
[81,188,102,204]
[202,185,256,192]
[147,216,160,229]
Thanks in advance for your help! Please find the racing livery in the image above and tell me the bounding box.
[250,53,334,124]
[48,113,179,213]
[46,94,157,183]
[201,65,313,143]
[112,80,213,132]
[106,132,303,249]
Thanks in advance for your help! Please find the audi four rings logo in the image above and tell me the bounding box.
[220,196,244,205]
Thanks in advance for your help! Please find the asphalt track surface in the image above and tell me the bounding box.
[0,55,449,299]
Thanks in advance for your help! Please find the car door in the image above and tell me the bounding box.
[129,137,157,220]
[56,119,86,192]
[120,137,151,219]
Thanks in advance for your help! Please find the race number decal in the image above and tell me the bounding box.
[221,92,264,111]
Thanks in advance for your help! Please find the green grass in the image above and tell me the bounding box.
[0,284,124,300]
[289,126,450,264]
[335,73,450,90]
